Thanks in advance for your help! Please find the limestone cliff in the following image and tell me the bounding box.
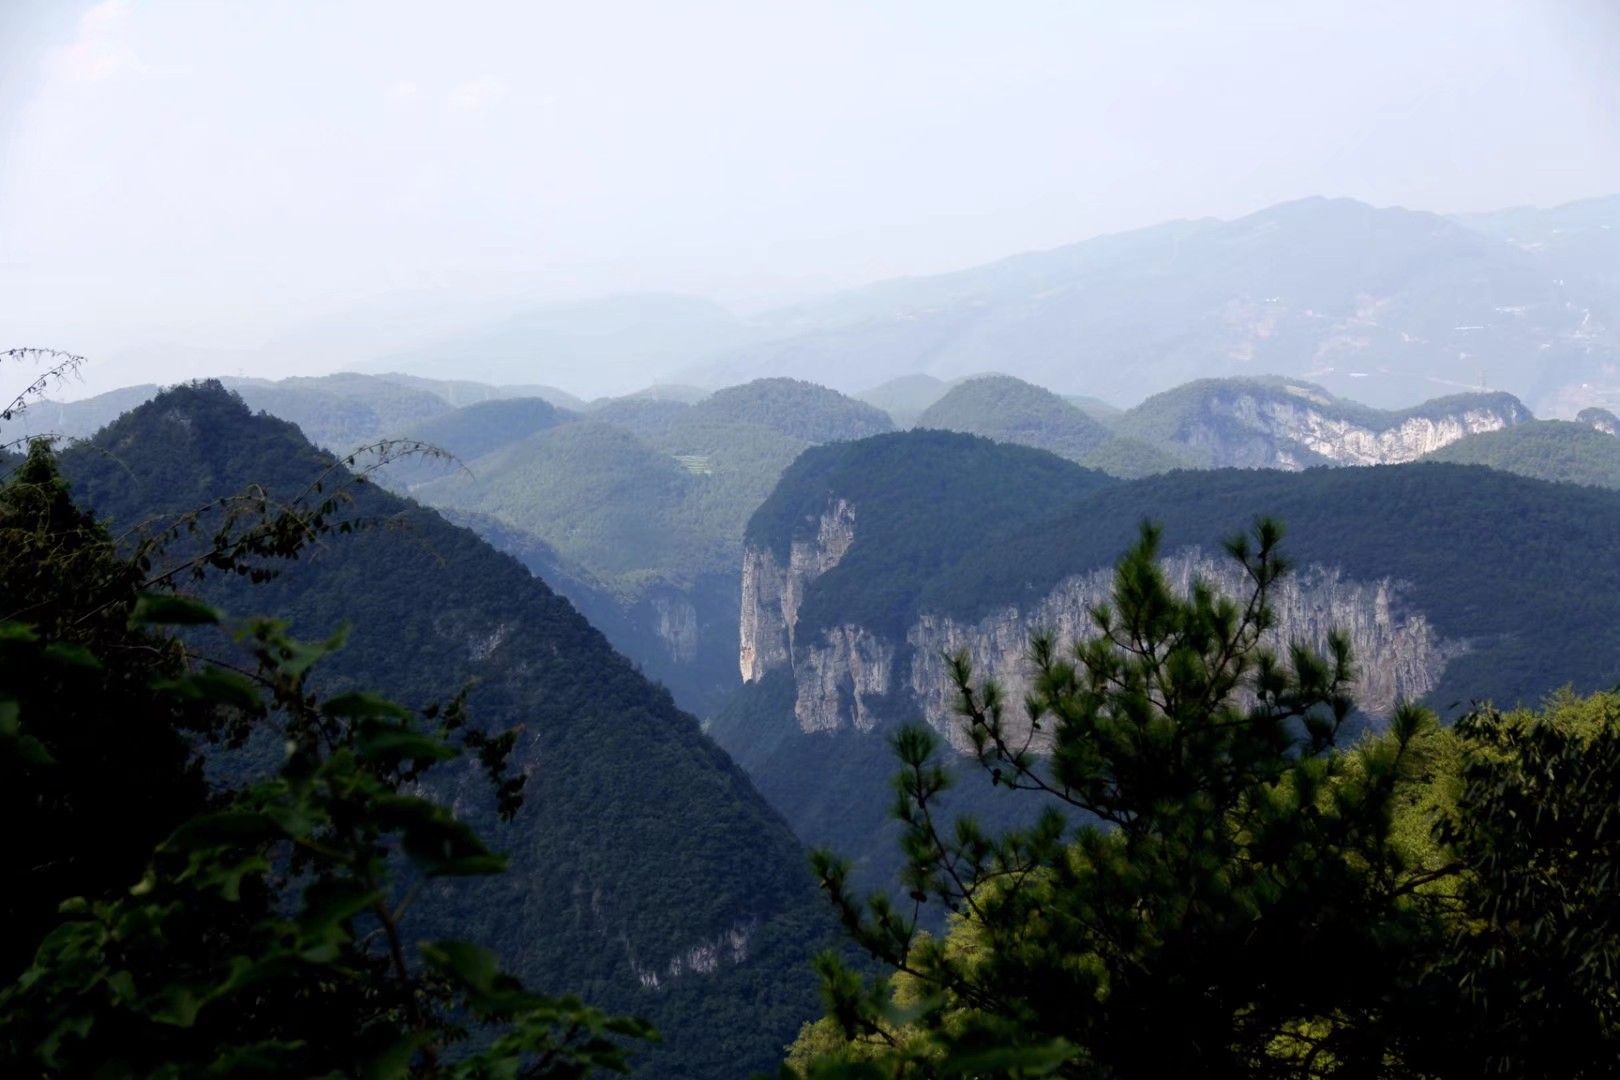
[743,542,1462,749]
[738,497,856,681]
[649,593,700,664]
[1578,407,1620,437]
[908,550,1461,749]
[1164,384,1531,469]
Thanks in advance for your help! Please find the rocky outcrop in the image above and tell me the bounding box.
[792,624,895,733]
[1578,407,1620,437]
[650,593,700,664]
[908,550,1460,749]
[753,547,1462,749]
[738,498,856,681]
[1175,386,1531,468]
[630,920,755,991]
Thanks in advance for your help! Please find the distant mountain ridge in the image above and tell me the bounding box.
[11,372,583,452]
[684,195,1620,414]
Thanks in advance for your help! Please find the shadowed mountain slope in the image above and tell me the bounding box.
[56,382,829,1079]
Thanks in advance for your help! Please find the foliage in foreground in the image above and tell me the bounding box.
[0,441,652,1077]
[791,521,1620,1077]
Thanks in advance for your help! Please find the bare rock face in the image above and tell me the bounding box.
[629,920,755,991]
[745,541,1463,749]
[738,498,856,681]
[792,625,895,733]
[908,549,1462,749]
[650,593,700,664]
[1171,385,1531,469]
[1578,407,1620,437]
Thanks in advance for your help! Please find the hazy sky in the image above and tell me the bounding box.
[2,0,1618,395]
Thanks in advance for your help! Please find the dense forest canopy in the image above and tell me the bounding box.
[4,381,832,1077]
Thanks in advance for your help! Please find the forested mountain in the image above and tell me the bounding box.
[896,372,1526,475]
[379,396,576,488]
[52,382,830,1078]
[1424,419,1620,489]
[1112,376,1531,468]
[715,430,1620,877]
[22,365,1598,724]
[914,374,1183,477]
[710,431,1117,887]
[398,378,893,712]
[854,373,958,427]
[12,372,582,452]
[684,196,1619,413]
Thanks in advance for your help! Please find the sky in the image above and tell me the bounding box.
[1,0,1618,396]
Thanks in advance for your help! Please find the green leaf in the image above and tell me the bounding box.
[43,640,103,670]
[938,1039,1076,1076]
[0,620,39,642]
[295,880,382,955]
[155,667,262,712]
[356,726,458,765]
[130,592,221,626]
[420,940,539,1014]
[0,697,55,764]
[325,691,411,722]
[164,809,284,852]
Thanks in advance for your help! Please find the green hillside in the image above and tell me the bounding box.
[588,397,695,441]
[679,377,893,444]
[405,379,892,713]
[915,374,1183,477]
[405,395,573,460]
[916,375,1115,458]
[747,430,1117,638]
[1423,420,1620,488]
[379,396,575,488]
[220,373,456,451]
[418,421,699,585]
[57,382,829,1078]
[418,378,892,587]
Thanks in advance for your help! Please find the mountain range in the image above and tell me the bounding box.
[685,195,1620,414]
[28,194,1619,423]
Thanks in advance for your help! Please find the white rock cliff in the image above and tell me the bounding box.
[740,509,1463,748]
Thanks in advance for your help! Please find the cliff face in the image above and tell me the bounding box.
[741,531,1462,748]
[1578,407,1620,437]
[1174,387,1531,469]
[738,497,856,682]
[908,551,1461,748]
[649,592,700,664]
